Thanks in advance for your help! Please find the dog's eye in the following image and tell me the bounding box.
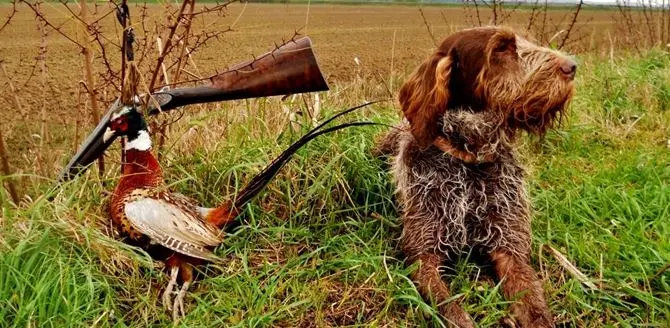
[494,40,516,54]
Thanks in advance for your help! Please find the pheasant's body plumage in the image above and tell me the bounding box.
[110,148,164,241]
[107,140,233,320]
[110,148,229,258]
[114,188,225,261]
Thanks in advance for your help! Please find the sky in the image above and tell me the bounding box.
[582,0,618,3]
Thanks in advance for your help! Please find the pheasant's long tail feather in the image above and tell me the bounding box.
[206,101,383,230]
[233,121,379,209]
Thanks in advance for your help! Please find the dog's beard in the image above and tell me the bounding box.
[505,60,574,134]
[510,80,573,134]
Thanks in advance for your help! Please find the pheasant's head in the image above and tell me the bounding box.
[105,105,151,151]
[58,102,151,181]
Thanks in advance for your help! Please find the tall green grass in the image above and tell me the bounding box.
[1,51,668,327]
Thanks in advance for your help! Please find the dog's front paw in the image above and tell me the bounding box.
[513,305,554,328]
[440,303,475,328]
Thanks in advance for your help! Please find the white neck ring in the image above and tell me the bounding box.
[125,130,152,151]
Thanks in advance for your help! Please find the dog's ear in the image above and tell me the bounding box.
[485,29,518,64]
[476,29,520,102]
[399,50,454,148]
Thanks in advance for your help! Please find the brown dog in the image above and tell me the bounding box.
[376,27,576,327]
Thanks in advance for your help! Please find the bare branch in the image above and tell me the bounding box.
[419,7,437,47]
[0,0,18,34]
[146,0,191,93]
[558,0,584,49]
[21,0,86,49]
[0,126,20,205]
[189,0,238,17]
[526,0,541,33]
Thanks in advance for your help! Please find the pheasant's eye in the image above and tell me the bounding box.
[111,117,129,133]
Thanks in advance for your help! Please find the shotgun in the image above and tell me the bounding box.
[148,37,328,113]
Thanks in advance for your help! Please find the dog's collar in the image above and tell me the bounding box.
[432,136,494,164]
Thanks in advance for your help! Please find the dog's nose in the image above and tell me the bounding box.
[560,58,577,80]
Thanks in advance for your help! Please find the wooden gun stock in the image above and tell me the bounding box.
[148,37,328,114]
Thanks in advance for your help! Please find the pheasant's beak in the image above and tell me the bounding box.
[103,127,116,143]
[57,100,120,183]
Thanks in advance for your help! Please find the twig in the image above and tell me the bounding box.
[154,35,171,157]
[544,245,599,291]
[172,0,195,84]
[21,0,86,49]
[490,0,498,25]
[74,82,84,153]
[189,0,238,17]
[472,0,483,26]
[37,8,49,177]
[558,0,584,49]
[80,0,105,177]
[0,0,18,34]
[156,37,171,87]
[180,43,203,79]
[146,0,191,94]
[499,0,524,25]
[541,0,549,44]
[58,1,121,48]
[0,63,21,205]
[419,7,437,47]
[526,0,541,33]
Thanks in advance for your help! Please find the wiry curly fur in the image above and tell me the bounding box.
[377,26,577,328]
[393,111,530,261]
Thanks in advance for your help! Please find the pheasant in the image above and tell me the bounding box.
[61,102,376,319]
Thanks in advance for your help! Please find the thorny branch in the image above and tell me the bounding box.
[146,0,192,94]
[58,1,121,48]
[146,0,239,94]
[459,0,592,51]
[0,0,18,34]
[189,0,238,17]
[472,0,483,26]
[21,1,86,49]
[419,7,438,47]
[526,0,541,33]
[558,0,584,49]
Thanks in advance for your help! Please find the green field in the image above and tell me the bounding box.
[1,48,669,327]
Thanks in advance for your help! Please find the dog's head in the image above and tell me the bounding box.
[398,27,576,147]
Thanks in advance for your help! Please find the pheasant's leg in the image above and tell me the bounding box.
[162,266,179,311]
[172,262,195,321]
[173,280,192,321]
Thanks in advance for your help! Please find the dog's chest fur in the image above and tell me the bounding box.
[392,130,532,260]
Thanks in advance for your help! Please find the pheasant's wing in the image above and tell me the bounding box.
[124,196,224,262]
[169,193,215,221]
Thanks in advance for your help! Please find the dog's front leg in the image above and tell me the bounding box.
[410,253,475,328]
[490,250,554,328]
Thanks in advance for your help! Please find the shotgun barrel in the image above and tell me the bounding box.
[147,37,329,114]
